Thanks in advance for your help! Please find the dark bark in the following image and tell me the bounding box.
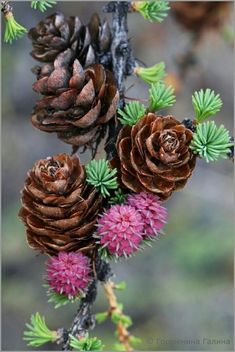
[103,1,136,100]
[104,1,136,160]
[61,280,97,350]
[1,0,12,15]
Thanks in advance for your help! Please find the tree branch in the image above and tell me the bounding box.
[104,1,136,160]
[104,1,136,100]
[61,280,97,350]
[1,0,11,15]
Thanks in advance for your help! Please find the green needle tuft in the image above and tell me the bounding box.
[149,81,176,112]
[190,121,233,162]
[3,12,27,44]
[118,101,146,126]
[135,62,166,84]
[133,1,170,23]
[23,313,57,347]
[31,0,57,12]
[44,285,80,309]
[69,334,104,351]
[192,89,223,122]
[108,189,127,205]
[85,159,118,197]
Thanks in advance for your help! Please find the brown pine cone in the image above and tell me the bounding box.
[171,2,230,33]
[19,153,103,256]
[28,13,112,68]
[31,49,119,150]
[113,114,196,200]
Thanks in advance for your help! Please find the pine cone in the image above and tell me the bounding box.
[28,13,112,68]
[31,49,119,149]
[19,153,103,256]
[113,114,196,200]
[171,2,230,33]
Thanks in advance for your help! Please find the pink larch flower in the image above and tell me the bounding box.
[46,252,91,299]
[97,204,144,257]
[127,192,168,239]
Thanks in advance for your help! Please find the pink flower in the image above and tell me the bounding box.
[46,252,91,299]
[127,192,167,239]
[97,205,144,257]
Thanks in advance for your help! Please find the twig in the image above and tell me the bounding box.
[61,280,97,351]
[104,1,136,160]
[124,96,148,103]
[1,0,11,15]
[104,1,136,100]
[102,280,133,352]
[60,258,113,351]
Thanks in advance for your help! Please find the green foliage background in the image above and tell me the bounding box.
[2,1,234,351]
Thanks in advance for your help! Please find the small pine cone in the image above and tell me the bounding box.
[113,114,196,201]
[31,49,119,149]
[171,2,230,33]
[28,13,112,68]
[19,153,103,256]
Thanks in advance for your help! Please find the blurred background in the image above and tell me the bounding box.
[2,1,234,351]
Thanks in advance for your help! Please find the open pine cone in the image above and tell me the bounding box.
[19,153,103,256]
[113,114,196,200]
[32,49,119,149]
[171,2,230,33]
[28,13,112,67]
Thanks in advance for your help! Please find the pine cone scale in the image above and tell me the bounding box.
[145,154,178,175]
[57,128,99,147]
[26,229,95,254]
[45,216,86,231]
[97,86,119,124]
[25,177,86,206]
[21,193,69,219]
[130,147,153,175]
[71,102,101,128]
[34,201,76,219]
[136,126,152,158]
[68,221,98,238]
[121,171,144,193]
[74,79,95,106]
[136,173,174,194]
